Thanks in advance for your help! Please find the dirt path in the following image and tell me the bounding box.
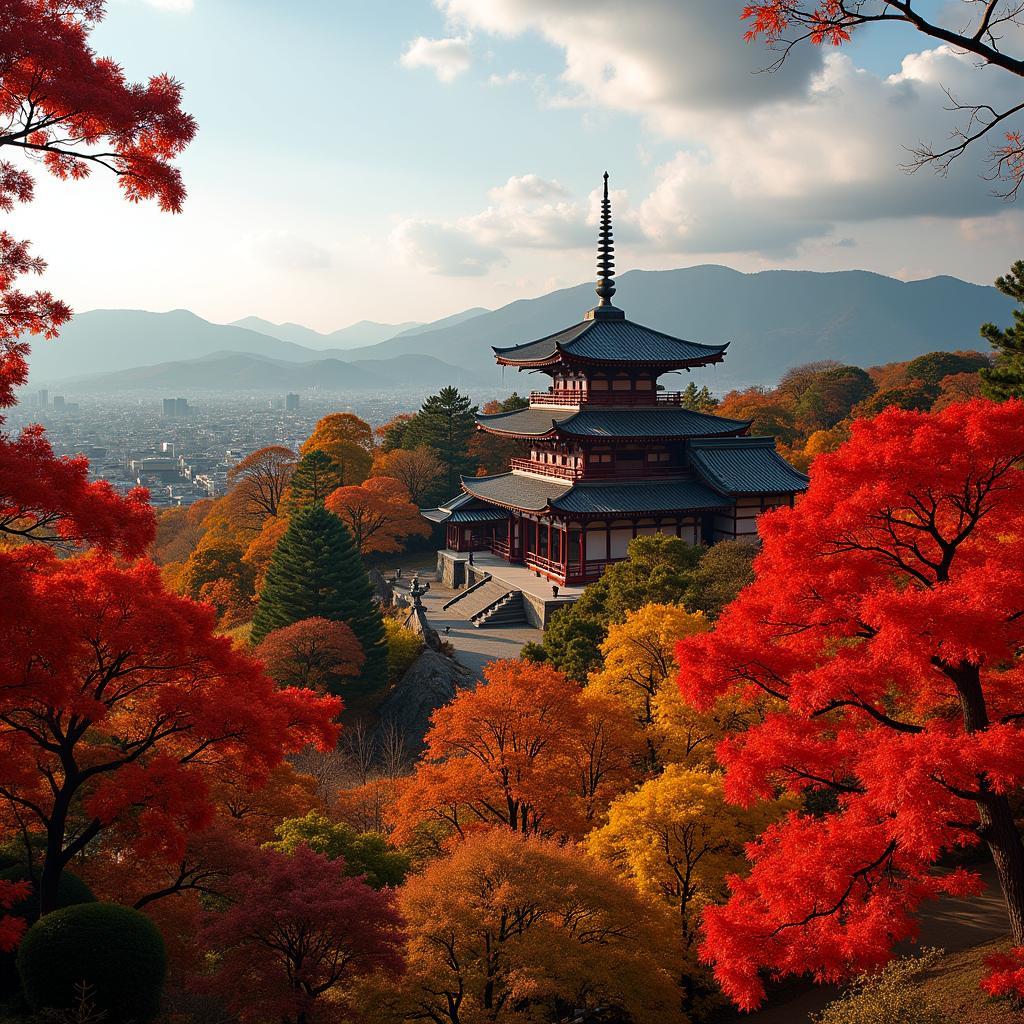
[726,861,1009,1023]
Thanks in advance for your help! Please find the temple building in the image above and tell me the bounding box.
[423,174,808,589]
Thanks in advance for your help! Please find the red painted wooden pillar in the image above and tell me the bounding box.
[578,523,585,579]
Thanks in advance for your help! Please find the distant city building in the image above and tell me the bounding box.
[269,398,285,410]
[161,442,176,455]
[52,396,65,412]
[162,397,191,418]
[286,392,300,411]
[38,389,48,408]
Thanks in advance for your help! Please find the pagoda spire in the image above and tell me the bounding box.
[587,171,625,320]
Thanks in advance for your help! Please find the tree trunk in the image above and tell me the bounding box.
[953,661,1024,943]
[39,791,72,916]
[978,793,1024,945]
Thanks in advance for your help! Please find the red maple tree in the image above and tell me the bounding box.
[0,0,195,554]
[197,843,404,1024]
[255,616,365,692]
[676,399,1024,1008]
[0,547,340,916]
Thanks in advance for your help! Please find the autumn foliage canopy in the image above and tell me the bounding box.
[677,399,1024,1008]
[0,547,340,915]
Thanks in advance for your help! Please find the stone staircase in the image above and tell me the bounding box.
[443,575,528,628]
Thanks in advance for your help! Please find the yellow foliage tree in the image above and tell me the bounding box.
[588,603,709,769]
[382,616,422,682]
[390,828,683,1024]
[589,765,785,952]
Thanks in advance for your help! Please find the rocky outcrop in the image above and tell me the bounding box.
[401,602,441,652]
[376,648,475,751]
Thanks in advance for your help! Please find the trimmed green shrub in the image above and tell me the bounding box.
[17,902,166,1023]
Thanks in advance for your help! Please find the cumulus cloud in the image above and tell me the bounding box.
[400,35,472,83]
[250,232,332,271]
[438,0,822,128]
[392,220,505,276]
[430,0,1024,254]
[631,48,1015,255]
[394,173,644,276]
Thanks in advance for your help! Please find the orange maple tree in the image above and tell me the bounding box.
[325,475,430,554]
[390,659,639,844]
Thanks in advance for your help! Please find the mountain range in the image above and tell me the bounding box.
[229,307,488,351]
[27,265,1013,394]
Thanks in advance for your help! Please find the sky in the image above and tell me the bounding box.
[11,0,1024,332]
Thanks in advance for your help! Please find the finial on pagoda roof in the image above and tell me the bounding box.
[586,171,625,321]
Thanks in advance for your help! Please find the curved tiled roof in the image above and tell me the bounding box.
[687,436,809,495]
[551,479,731,515]
[459,472,732,516]
[420,491,510,523]
[461,472,572,512]
[492,317,728,368]
[476,406,750,439]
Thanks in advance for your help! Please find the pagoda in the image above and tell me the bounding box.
[423,174,808,587]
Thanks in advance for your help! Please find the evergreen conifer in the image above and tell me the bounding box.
[251,504,387,693]
[406,386,477,493]
[286,449,344,511]
[980,259,1024,400]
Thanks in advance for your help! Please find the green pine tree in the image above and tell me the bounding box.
[286,449,344,512]
[980,259,1024,400]
[251,503,388,694]
[405,386,478,494]
[680,382,719,413]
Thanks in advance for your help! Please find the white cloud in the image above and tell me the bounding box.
[432,0,1024,254]
[400,35,472,83]
[391,220,505,276]
[438,0,822,128]
[393,173,641,276]
[250,231,332,271]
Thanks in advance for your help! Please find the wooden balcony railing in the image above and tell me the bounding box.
[490,538,513,560]
[509,458,581,480]
[529,390,686,407]
[510,458,684,480]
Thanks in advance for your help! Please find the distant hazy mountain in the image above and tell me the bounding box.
[28,267,1013,392]
[339,266,1014,388]
[389,306,490,339]
[29,309,314,381]
[231,316,423,350]
[69,351,486,393]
